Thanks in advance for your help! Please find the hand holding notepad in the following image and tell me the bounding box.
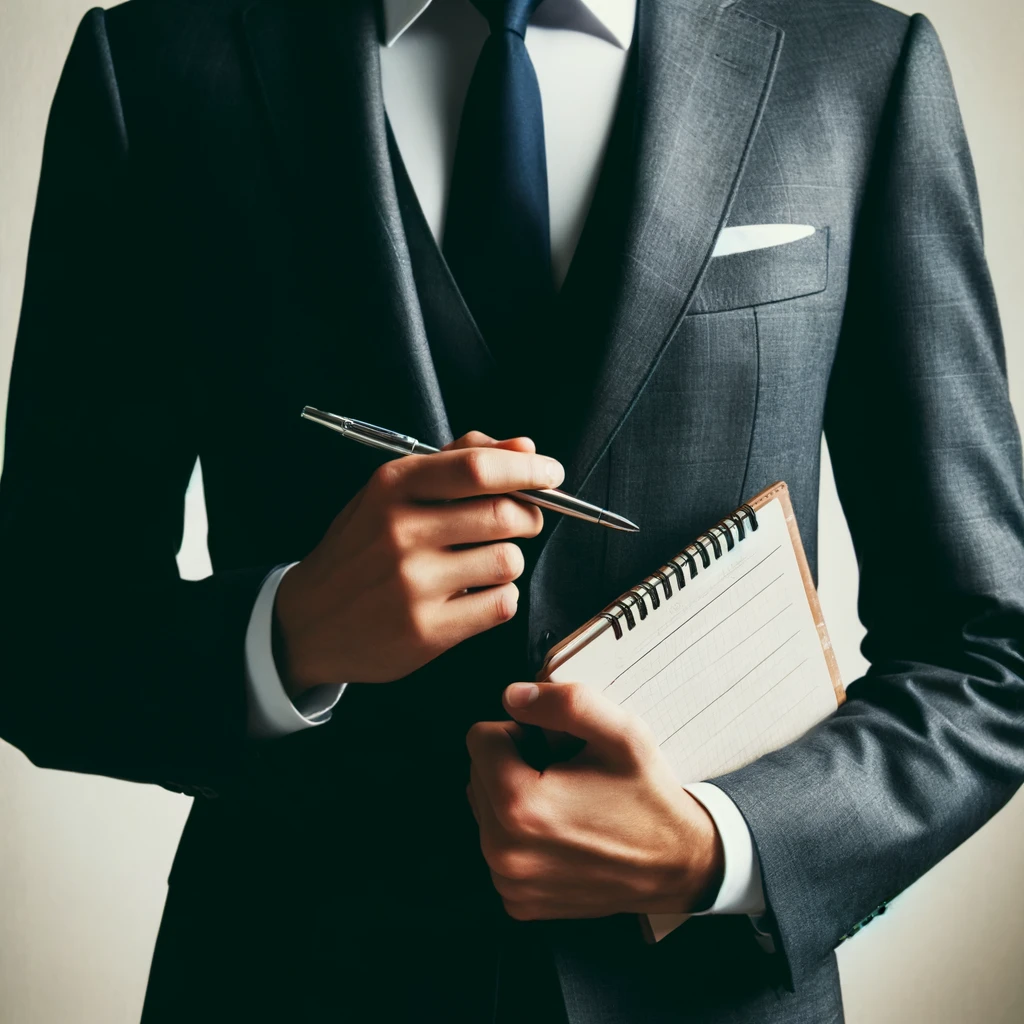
[537,482,844,939]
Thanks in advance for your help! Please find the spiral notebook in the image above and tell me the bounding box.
[538,481,844,941]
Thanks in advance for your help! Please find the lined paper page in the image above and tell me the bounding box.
[548,497,838,783]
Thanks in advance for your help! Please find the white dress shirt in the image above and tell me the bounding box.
[243,0,766,920]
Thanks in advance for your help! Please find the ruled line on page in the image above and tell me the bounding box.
[726,682,822,766]
[617,573,786,702]
[639,602,793,717]
[608,545,784,689]
[671,656,810,764]
[659,631,801,744]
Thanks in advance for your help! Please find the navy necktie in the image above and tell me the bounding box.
[443,0,553,367]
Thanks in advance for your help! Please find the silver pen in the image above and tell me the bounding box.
[300,406,639,533]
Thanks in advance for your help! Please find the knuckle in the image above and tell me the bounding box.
[497,849,535,883]
[503,900,535,922]
[525,507,545,537]
[393,557,422,599]
[479,831,509,871]
[489,497,519,536]
[372,460,403,493]
[492,543,524,582]
[497,790,540,837]
[380,509,411,554]
[462,449,492,491]
[490,872,516,897]
[618,729,650,765]
[559,681,588,721]
[492,583,519,622]
[484,844,510,875]
[403,601,434,648]
[489,846,527,881]
[618,717,656,762]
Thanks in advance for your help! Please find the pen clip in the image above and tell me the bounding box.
[344,417,419,448]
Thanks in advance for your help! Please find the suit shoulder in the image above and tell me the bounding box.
[93,0,254,78]
[106,0,254,16]
[744,0,911,49]
[738,0,920,93]
[102,0,254,39]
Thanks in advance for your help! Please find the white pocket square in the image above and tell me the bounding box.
[711,224,815,258]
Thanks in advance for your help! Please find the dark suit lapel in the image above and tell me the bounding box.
[242,0,452,448]
[559,0,783,495]
[241,0,781,498]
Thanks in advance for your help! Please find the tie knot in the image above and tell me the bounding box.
[474,0,544,37]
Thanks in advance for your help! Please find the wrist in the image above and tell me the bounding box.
[271,565,331,697]
[684,790,726,911]
[636,786,725,915]
[270,602,303,699]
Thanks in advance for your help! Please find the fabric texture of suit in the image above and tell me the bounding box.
[2,0,1023,1021]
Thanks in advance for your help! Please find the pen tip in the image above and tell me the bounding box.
[603,512,640,533]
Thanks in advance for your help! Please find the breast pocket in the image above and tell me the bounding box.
[688,226,830,315]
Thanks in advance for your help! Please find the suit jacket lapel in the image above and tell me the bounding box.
[243,0,452,448]
[559,0,784,495]
[241,0,781,507]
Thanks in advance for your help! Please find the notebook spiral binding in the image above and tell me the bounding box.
[601,504,759,640]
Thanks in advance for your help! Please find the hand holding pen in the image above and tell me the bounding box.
[301,407,638,532]
[273,425,630,696]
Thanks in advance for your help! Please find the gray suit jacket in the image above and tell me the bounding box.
[1,0,1022,1021]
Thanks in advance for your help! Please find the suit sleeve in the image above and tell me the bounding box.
[713,14,1024,989]
[0,10,279,796]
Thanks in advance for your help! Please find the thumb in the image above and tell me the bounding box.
[502,682,653,765]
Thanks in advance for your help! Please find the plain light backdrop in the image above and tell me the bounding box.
[1,1,1022,1021]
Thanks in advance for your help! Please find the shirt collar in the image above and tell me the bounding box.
[381,0,636,51]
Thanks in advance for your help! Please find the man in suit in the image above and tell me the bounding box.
[2,0,1023,1020]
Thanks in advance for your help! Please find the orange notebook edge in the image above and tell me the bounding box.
[750,482,845,707]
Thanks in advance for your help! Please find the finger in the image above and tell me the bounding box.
[469,763,495,825]
[502,682,654,765]
[385,447,564,503]
[443,431,537,454]
[435,541,526,593]
[469,763,514,848]
[502,900,595,922]
[430,582,521,644]
[466,720,538,811]
[394,496,544,548]
[492,872,606,903]
[443,431,497,451]
[469,764,517,873]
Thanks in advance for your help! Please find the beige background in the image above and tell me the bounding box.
[1,1,1022,1020]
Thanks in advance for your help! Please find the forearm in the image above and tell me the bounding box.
[715,642,1024,987]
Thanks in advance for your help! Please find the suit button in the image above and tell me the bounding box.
[533,629,558,669]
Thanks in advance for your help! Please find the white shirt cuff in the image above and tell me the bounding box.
[244,562,346,738]
[683,781,767,916]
